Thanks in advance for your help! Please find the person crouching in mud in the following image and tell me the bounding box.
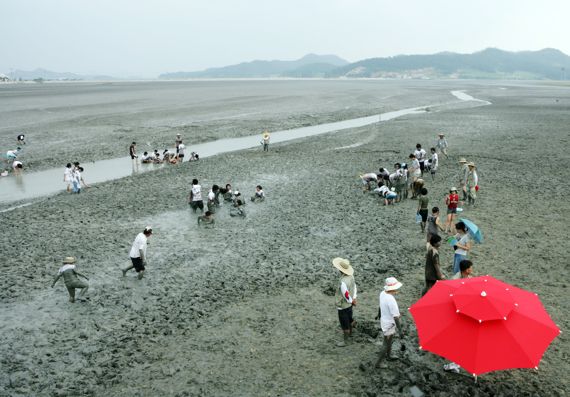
[52,256,89,303]
[250,185,265,202]
[230,199,246,217]
[333,257,357,347]
[198,211,215,226]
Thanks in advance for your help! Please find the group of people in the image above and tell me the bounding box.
[130,134,200,166]
[2,136,25,176]
[63,162,90,193]
[336,132,482,375]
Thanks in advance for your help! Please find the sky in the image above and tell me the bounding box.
[1,0,569,78]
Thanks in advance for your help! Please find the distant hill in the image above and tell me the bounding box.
[327,48,570,80]
[159,54,349,79]
[8,68,115,81]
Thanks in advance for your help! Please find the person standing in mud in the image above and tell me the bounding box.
[408,154,421,198]
[189,179,204,214]
[262,131,270,152]
[436,133,448,159]
[458,158,469,201]
[51,257,89,303]
[375,277,404,368]
[175,134,183,155]
[122,227,153,279]
[333,257,357,347]
[129,142,137,160]
[207,184,219,213]
[423,235,444,295]
[466,162,478,206]
[414,144,427,176]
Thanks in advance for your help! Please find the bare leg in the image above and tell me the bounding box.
[122,265,134,277]
[375,334,394,367]
[66,286,76,303]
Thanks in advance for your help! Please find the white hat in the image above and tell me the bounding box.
[332,257,354,276]
[384,277,402,291]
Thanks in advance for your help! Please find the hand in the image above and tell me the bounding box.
[352,299,357,306]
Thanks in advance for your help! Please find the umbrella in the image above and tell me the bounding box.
[409,275,560,376]
[459,218,483,243]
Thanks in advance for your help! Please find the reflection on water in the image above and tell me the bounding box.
[0,90,484,204]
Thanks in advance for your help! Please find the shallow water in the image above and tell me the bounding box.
[0,90,483,204]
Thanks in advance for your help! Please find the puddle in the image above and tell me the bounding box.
[0,90,486,204]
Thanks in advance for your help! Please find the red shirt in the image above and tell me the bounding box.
[447,194,459,210]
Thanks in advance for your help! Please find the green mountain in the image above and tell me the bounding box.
[327,48,570,79]
[159,54,349,79]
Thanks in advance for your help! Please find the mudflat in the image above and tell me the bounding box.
[0,80,568,396]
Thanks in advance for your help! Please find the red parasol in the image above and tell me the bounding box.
[409,275,560,376]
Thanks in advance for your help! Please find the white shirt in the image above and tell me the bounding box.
[374,185,389,196]
[454,233,471,256]
[411,159,421,177]
[431,153,438,170]
[340,282,358,304]
[129,233,148,259]
[12,161,22,169]
[414,149,426,161]
[7,150,18,159]
[362,173,378,181]
[191,185,202,201]
[207,189,215,202]
[379,291,400,332]
[64,167,72,182]
[178,144,186,155]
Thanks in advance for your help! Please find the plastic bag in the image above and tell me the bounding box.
[415,213,422,223]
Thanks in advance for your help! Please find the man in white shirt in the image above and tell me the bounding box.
[122,227,153,279]
[177,143,186,162]
[436,133,448,158]
[375,277,404,368]
[429,147,439,180]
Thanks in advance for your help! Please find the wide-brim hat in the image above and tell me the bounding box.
[263,132,270,138]
[384,277,402,291]
[63,256,76,264]
[450,187,458,192]
[332,257,353,276]
[438,133,445,137]
[467,162,476,167]
[458,158,467,163]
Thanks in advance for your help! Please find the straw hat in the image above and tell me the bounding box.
[384,277,402,291]
[450,187,458,192]
[438,133,445,137]
[458,158,467,163]
[63,256,76,264]
[467,162,476,168]
[332,257,353,276]
[263,131,270,138]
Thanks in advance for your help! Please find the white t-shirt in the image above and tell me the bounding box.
[431,153,438,170]
[191,185,202,201]
[454,233,471,256]
[64,168,72,182]
[178,144,186,156]
[12,161,22,169]
[207,189,215,202]
[374,185,389,196]
[379,290,400,332]
[129,233,148,258]
[414,149,426,162]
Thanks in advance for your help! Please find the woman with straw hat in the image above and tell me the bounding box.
[333,257,357,347]
[466,162,478,206]
[51,257,89,303]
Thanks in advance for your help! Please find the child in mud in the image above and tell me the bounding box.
[17,133,26,145]
[250,185,265,202]
[375,277,404,368]
[452,259,474,279]
[189,152,199,161]
[444,188,460,233]
[232,190,246,207]
[373,182,397,205]
[198,211,215,226]
[122,227,153,279]
[188,179,204,214]
[51,257,89,303]
[220,183,233,202]
[153,150,163,164]
[417,188,429,233]
[333,257,357,347]
[141,152,153,163]
[408,154,421,197]
[229,199,246,217]
[428,147,438,180]
[63,163,73,192]
[207,185,220,213]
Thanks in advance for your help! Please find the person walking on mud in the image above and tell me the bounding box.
[333,257,357,347]
[375,277,404,368]
[436,133,448,159]
[51,256,89,303]
[122,227,153,279]
[189,179,204,214]
[466,162,478,206]
[129,142,137,160]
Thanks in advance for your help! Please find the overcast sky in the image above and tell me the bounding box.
[1,0,569,77]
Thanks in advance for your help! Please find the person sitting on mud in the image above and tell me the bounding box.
[51,256,89,303]
[153,150,163,163]
[220,183,233,202]
[360,172,379,192]
[198,211,215,226]
[250,185,265,202]
[232,190,246,207]
[141,151,153,163]
[230,199,246,217]
[452,259,474,279]
[189,151,199,161]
